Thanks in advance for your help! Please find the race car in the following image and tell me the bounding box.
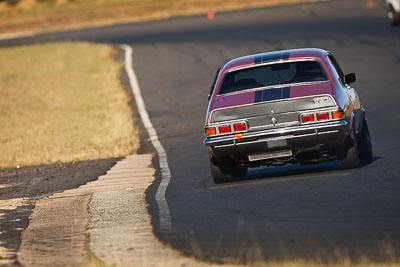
[204,48,373,183]
[386,0,400,26]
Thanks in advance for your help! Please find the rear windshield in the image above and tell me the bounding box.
[218,60,329,95]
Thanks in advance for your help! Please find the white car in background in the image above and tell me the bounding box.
[386,0,400,26]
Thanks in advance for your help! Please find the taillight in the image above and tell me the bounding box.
[233,123,246,132]
[205,121,247,137]
[300,110,344,125]
[317,112,329,121]
[332,110,344,119]
[219,125,232,134]
[301,114,314,123]
[205,127,216,136]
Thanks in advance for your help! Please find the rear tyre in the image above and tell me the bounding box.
[387,5,400,26]
[358,120,373,164]
[209,152,247,184]
[337,127,360,170]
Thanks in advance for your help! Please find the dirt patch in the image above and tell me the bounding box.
[0,200,31,266]
[0,159,119,200]
[18,195,91,267]
[0,158,118,266]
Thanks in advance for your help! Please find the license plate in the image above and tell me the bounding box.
[267,138,287,148]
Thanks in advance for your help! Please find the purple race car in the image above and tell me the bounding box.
[204,48,373,183]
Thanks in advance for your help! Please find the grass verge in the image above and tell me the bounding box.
[0,42,138,169]
[0,0,320,35]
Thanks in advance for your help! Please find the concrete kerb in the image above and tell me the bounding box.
[0,31,34,41]
[17,152,213,266]
[17,153,156,266]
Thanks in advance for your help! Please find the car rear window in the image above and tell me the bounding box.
[218,60,329,95]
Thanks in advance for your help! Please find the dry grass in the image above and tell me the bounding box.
[0,0,319,34]
[83,258,400,267]
[0,42,139,169]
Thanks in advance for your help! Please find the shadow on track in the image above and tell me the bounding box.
[212,156,380,188]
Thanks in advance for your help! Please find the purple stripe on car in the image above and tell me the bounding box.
[289,82,333,98]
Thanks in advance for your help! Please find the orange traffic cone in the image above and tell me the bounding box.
[365,0,377,9]
[207,9,215,20]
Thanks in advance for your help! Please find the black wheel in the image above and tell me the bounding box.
[358,120,373,164]
[337,127,360,170]
[387,5,400,26]
[208,152,247,184]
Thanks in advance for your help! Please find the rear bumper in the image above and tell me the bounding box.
[204,120,349,158]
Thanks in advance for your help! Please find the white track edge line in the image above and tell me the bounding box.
[121,44,172,230]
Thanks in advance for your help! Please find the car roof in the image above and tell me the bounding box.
[221,48,329,73]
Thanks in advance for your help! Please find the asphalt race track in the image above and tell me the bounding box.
[2,0,400,264]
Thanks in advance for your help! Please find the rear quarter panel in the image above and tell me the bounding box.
[321,52,357,125]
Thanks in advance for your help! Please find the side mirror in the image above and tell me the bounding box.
[208,93,211,100]
[345,73,356,84]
